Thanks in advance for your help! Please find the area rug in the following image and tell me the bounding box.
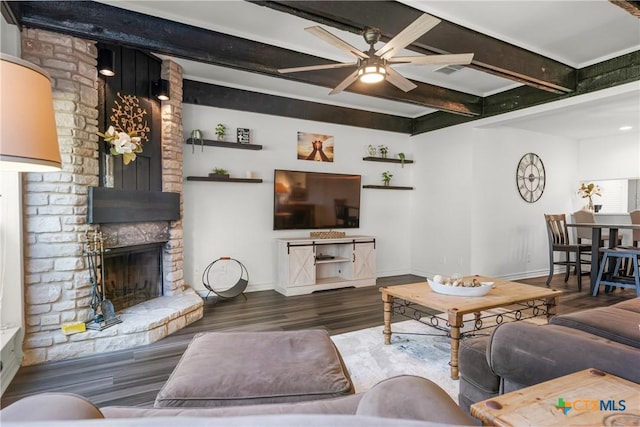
[331,312,548,401]
[331,320,459,400]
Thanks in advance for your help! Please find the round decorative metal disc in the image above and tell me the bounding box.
[516,153,545,203]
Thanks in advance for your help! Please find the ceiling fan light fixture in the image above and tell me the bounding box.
[358,62,386,84]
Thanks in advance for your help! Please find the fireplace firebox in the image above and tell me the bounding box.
[102,243,164,312]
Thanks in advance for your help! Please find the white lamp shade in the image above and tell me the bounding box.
[0,54,61,172]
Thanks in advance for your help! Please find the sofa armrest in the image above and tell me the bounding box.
[488,322,640,391]
[0,393,104,422]
[356,375,473,425]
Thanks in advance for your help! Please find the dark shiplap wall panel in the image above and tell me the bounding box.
[98,43,162,192]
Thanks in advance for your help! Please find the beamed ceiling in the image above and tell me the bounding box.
[2,1,640,135]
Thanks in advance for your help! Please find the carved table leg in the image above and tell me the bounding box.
[381,292,393,345]
[448,308,462,380]
[546,296,558,321]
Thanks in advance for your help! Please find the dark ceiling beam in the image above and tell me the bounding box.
[183,80,413,134]
[609,0,640,18]
[3,0,481,116]
[251,1,576,94]
[412,51,640,135]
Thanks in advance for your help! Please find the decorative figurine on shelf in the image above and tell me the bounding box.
[215,123,226,141]
[368,144,377,156]
[382,171,393,186]
[378,145,389,158]
[577,182,602,211]
[398,152,406,168]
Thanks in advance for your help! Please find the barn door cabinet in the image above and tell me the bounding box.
[276,236,376,296]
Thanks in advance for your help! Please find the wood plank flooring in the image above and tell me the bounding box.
[1,273,636,409]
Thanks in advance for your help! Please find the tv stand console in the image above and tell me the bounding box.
[276,235,376,296]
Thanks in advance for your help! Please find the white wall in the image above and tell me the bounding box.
[578,132,640,180]
[182,105,413,294]
[182,92,637,292]
[410,125,579,281]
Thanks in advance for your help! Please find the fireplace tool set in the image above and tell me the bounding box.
[84,230,121,330]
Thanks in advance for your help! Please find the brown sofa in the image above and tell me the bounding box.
[458,298,640,416]
[1,375,474,426]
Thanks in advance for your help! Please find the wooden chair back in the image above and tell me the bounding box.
[630,210,640,245]
[545,214,571,246]
[572,209,596,241]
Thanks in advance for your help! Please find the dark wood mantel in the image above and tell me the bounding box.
[88,187,180,224]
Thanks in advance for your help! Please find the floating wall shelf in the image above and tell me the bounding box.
[363,185,413,190]
[186,176,263,183]
[362,156,413,164]
[186,138,262,150]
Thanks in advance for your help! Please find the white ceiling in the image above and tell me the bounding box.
[103,0,640,139]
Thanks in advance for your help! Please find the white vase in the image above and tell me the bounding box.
[103,153,114,188]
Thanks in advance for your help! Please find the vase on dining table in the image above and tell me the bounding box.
[587,196,594,212]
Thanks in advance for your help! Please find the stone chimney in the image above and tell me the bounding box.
[19,29,202,366]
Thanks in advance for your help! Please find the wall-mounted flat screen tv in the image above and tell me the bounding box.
[274,170,361,230]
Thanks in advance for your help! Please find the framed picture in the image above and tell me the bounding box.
[297,132,334,162]
[237,128,250,144]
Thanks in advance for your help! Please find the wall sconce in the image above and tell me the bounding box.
[152,78,170,101]
[97,48,115,77]
[0,54,61,171]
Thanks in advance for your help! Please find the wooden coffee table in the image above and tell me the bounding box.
[380,276,562,379]
[471,369,640,426]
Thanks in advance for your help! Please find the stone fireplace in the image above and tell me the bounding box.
[20,29,203,366]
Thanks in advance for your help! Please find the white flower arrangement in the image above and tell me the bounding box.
[98,92,149,165]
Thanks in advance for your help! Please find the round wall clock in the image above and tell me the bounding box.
[516,153,545,203]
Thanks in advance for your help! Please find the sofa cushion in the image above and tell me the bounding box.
[3,414,458,427]
[550,301,640,348]
[0,393,104,422]
[487,322,640,390]
[104,394,363,418]
[612,297,640,313]
[154,330,354,408]
[458,337,499,394]
[356,375,472,425]
[457,337,499,415]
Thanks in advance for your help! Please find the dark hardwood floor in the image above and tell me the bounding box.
[1,274,636,409]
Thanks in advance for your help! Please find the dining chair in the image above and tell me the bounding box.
[572,209,621,246]
[592,247,640,297]
[621,210,640,276]
[544,214,591,291]
[630,210,640,247]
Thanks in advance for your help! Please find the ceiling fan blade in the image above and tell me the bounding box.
[278,62,357,74]
[376,14,441,60]
[385,67,417,92]
[389,53,474,66]
[329,69,360,95]
[305,26,369,60]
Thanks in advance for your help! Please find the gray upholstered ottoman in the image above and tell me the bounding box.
[154,330,354,408]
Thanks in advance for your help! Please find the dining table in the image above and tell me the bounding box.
[566,223,640,294]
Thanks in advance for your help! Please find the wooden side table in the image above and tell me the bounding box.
[471,369,639,426]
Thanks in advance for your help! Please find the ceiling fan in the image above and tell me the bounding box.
[278,14,474,95]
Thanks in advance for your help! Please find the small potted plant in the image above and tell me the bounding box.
[382,171,393,186]
[215,123,226,141]
[209,167,229,179]
[378,145,389,158]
